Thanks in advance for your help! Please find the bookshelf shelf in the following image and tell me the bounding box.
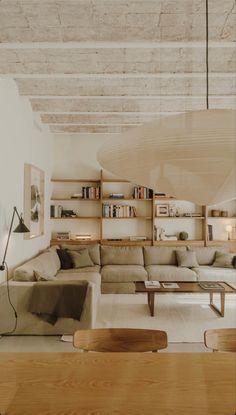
[51,198,100,201]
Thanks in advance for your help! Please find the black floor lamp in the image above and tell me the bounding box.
[0,206,30,271]
[0,206,30,335]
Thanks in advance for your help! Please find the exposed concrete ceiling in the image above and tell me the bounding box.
[0,0,235,134]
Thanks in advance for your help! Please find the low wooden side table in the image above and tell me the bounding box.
[135,281,235,317]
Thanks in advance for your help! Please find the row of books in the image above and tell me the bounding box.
[133,186,153,199]
[102,204,137,218]
[82,186,100,199]
[50,205,63,218]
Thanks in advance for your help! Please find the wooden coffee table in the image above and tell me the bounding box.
[135,281,235,317]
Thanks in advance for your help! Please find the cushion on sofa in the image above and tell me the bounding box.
[192,266,236,283]
[61,244,100,265]
[176,249,199,268]
[47,246,61,271]
[144,246,186,266]
[146,265,197,282]
[13,250,60,281]
[68,249,94,268]
[101,246,144,266]
[212,251,235,268]
[188,246,229,265]
[56,248,73,269]
[101,265,148,282]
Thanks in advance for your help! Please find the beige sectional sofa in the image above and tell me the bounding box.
[0,243,235,335]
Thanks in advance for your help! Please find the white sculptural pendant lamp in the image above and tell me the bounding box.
[97,109,236,206]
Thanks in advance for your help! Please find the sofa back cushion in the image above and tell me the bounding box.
[61,243,100,265]
[13,249,60,281]
[189,246,229,265]
[101,246,144,266]
[144,246,186,266]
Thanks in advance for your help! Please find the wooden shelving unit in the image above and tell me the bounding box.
[50,171,236,249]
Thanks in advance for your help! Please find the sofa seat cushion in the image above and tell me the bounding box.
[56,270,101,287]
[13,250,60,282]
[192,266,236,283]
[144,246,186,266]
[146,265,197,282]
[101,246,144,266]
[101,265,148,282]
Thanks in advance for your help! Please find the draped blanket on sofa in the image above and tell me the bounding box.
[28,280,88,325]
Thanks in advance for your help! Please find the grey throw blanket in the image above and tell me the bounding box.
[28,280,88,325]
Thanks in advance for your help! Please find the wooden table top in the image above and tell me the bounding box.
[0,352,235,415]
[136,281,235,293]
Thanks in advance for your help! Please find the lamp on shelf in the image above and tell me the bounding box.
[0,207,30,271]
[225,225,233,241]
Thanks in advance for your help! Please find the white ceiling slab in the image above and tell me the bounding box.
[0,0,235,134]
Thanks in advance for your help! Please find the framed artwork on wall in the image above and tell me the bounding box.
[24,163,44,239]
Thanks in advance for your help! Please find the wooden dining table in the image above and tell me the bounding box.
[0,352,235,415]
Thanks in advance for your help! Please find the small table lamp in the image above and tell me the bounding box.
[225,225,233,241]
[0,206,30,271]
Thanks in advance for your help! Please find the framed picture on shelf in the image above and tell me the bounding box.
[156,204,169,217]
[56,232,70,240]
[24,163,44,239]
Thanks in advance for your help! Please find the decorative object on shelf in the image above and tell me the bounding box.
[169,204,175,217]
[97,3,235,206]
[221,211,228,217]
[109,193,124,199]
[208,225,213,241]
[24,163,44,239]
[225,225,233,240]
[62,209,77,218]
[0,207,30,271]
[156,227,166,241]
[56,232,70,240]
[75,234,92,241]
[156,204,169,217]
[211,210,220,217]
[71,193,82,199]
[179,231,188,241]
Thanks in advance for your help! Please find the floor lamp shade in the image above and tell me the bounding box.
[0,207,30,271]
[97,110,236,206]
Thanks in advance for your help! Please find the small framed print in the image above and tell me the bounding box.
[156,204,169,217]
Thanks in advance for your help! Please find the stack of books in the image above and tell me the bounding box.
[109,193,124,199]
[82,186,100,199]
[133,186,153,199]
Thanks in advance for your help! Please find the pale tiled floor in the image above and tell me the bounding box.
[0,335,209,352]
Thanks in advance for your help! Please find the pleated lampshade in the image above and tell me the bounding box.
[97,109,236,206]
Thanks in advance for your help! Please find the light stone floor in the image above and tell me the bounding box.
[0,335,209,353]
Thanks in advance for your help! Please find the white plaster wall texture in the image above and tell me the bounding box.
[0,79,53,283]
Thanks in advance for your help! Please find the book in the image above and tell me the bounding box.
[199,282,225,290]
[144,281,161,288]
[162,282,179,289]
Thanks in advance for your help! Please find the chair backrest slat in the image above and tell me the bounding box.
[73,328,168,352]
[204,328,236,352]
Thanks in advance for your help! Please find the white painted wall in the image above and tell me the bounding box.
[0,79,53,283]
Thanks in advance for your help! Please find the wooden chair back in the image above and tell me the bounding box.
[204,328,236,352]
[73,328,168,352]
